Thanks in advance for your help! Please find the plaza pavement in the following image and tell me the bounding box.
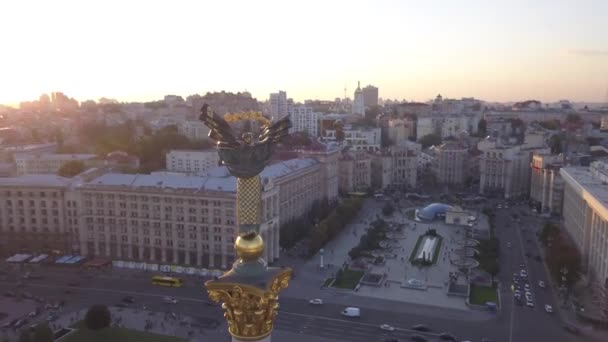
[287,198,491,311]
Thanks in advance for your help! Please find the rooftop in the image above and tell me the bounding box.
[561,167,608,214]
[83,158,319,193]
[16,153,98,161]
[0,174,73,188]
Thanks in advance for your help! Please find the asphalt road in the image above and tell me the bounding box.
[0,202,592,342]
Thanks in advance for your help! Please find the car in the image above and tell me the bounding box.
[438,332,457,341]
[122,296,135,303]
[538,281,545,288]
[309,298,324,305]
[545,304,553,313]
[2,319,18,329]
[519,263,526,269]
[526,301,535,308]
[410,335,428,342]
[380,324,396,332]
[27,311,38,318]
[163,297,178,304]
[524,284,530,290]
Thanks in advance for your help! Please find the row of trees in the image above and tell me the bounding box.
[540,222,581,287]
[348,218,388,259]
[308,197,364,256]
[279,198,334,249]
[475,238,500,279]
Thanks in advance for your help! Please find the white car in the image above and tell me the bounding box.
[380,324,395,332]
[545,304,553,313]
[309,299,324,305]
[526,301,535,308]
[538,281,545,288]
[163,297,178,304]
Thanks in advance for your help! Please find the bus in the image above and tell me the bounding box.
[151,276,183,288]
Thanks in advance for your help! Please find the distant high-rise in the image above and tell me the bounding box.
[270,91,288,121]
[352,82,365,116]
[362,85,379,107]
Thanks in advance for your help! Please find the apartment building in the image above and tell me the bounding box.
[77,172,279,269]
[15,154,101,175]
[324,126,381,151]
[288,105,319,136]
[339,151,372,192]
[434,142,467,186]
[530,153,565,214]
[297,144,340,201]
[388,142,419,189]
[561,164,608,286]
[388,118,415,144]
[0,175,75,255]
[178,120,210,141]
[166,150,219,174]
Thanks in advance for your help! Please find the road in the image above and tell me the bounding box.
[493,204,575,342]
[0,201,591,342]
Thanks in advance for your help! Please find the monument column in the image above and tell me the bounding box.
[201,104,292,342]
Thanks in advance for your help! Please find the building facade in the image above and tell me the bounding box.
[561,164,608,287]
[178,120,210,141]
[388,142,419,189]
[352,82,365,116]
[324,126,381,151]
[362,85,379,108]
[339,151,372,192]
[165,150,219,174]
[530,153,565,214]
[269,91,288,121]
[297,145,340,201]
[288,105,319,136]
[434,142,467,186]
[15,154,101,175]
[0,175,76,255]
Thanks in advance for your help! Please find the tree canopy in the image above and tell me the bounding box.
[85,305,111,330]
[418,133,442,148]
[58,160,86,178]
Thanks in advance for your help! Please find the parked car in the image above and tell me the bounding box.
[122,296,135,304]
[309,298,324,305]
[380,324,395,332]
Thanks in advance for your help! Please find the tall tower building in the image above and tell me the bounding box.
[269,91,288,121]
[352,81,365,116]
[362,85,379,107]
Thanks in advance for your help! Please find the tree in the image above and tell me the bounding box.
[85,304,111,330]
[549,134,563,154]
[382,202,394,216]
[33,323,54,342]
[58,160,86,177]
[545,235,581,287]
[417,133,442,148]
[539,222,559,246]
[18,331,31,342]
[477,119,487,137]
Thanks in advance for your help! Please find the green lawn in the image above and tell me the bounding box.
[469,285,498,306]
[62,327,186,342]
[322,278,335,287]
[331,268,364,289]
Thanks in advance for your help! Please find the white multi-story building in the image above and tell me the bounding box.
[0,157,330,269]
[15,154,101,175]
[352,82,365,116]
[417,114,481,139]
[270,91,288,121]
[178,120,210,141]
[530,153,564,215]
[561,163,608,287]
[434,142,468,186]
[388,118,414,145]
[324,126,381,152]
[339,151,372,192]
[0,175,77,254]
[165,150,219,174]
[288,105,319,136]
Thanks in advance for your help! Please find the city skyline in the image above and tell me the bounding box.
[1,0,608,106]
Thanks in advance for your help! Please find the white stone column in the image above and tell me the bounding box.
[220,248,227,269]
[185,250,191,265]
[209,249,215,268]
[274,224,280,259]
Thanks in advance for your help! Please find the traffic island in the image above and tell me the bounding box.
[330,267,365,289]
[468,284,498,306]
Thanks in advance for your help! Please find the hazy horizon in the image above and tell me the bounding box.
[1,0,607,106]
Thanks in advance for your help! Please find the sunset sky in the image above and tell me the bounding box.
[1,0,607,105]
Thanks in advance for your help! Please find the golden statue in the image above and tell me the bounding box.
[200,104,293,342]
